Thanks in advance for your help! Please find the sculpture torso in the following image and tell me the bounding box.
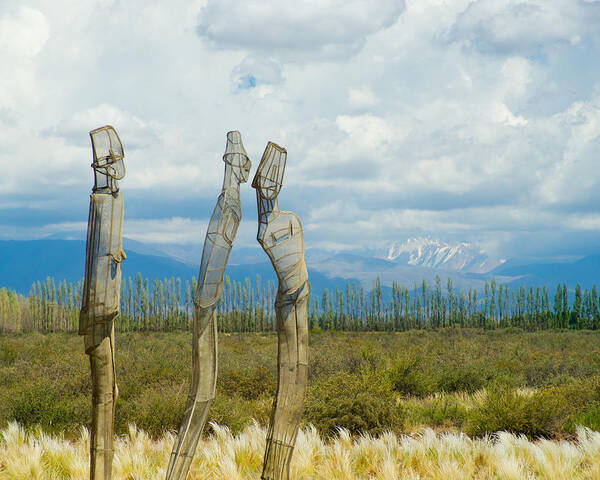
[80,191,125,341]
[258,209,308,296]
[80,192,124,326]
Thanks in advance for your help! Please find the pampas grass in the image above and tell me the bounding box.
[2,421,600,479]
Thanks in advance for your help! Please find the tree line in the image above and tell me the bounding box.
[0,274,599,334]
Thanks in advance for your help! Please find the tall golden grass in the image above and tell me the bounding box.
[1,421,600,479]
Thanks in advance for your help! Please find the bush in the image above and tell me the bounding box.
[305,370,404,437]
[467,376,600,439]
[571,403,600,432]
[219,365,276,400]
[116,387,184,438]
[208,394,271,435]
[466,386,563,438]
[407,395,468,429]
[436,364,496,393]
[8,383,88,435]
[388,357,431,396]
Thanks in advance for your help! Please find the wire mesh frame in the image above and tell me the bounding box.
[165,131,250,480]
[252,142,286,200]
[253,142,309,480]
[194,194,241,309]
[90,125,125,193]
[81,125,127,480]
[223,130,252,169]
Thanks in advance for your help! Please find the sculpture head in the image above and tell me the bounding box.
[89,125,125,193]
[252,142,286,200]
[223,131,251,184]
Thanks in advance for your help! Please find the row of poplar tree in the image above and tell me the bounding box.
[0,274,599,334]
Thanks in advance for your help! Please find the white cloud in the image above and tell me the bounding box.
[0,221,86,240]
[196,0,406,62]
[347,87,379,109]
[57,104,160,148]
[539,93,600,205]
[567,215,600,231]
[450,0,600,55]
[0,7,49,57]
[124,217,209,244]
[336,114,395,149]
[499,57,532,99]
[123,217,258,247]
[491,102,528,126]
[0,7,49,110]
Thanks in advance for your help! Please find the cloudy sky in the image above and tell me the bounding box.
[1,0,599,261]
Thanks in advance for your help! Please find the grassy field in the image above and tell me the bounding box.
[3,329,600,478]
[2,328,600,442]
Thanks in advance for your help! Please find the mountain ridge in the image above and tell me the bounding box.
[1,239,598,297]
[0,240,351,298]
[383,237,505,273]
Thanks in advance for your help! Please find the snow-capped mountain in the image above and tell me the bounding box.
[385,237,505,274]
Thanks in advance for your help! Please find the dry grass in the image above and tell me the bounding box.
[1,421,600,479]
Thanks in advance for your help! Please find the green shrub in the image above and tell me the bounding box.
[305,370,403,437]
[8,383,88,435]
[359,346,385,372]
[388,357,431,396]
[556,376,600,408]
[466,386,563,438]
[0,344,18,366]
[436,364,496,393]
[408,396,468,428]
[116,387,184,438]
[308,342,375,379]
[208,394,271,435]
[219,365,276,400]
[570,403,600,432]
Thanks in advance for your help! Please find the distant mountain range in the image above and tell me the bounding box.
[384,237,505,273]
[489,255,600,291]
[0,240,350,298]
[0,240,196,294]
[0,238,598,296]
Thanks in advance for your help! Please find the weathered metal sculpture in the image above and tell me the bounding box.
[253,142,309,480]
[166,131,251,480]
[79,125,126,480]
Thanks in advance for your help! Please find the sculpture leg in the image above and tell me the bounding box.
[262,287,309,480]
[166,307,217,480]
[88,325,118,480]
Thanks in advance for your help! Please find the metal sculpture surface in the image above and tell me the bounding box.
[166,131,251,480]
[253,142,309,480]
[79,125,126,480]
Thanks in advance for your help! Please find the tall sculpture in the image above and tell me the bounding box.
[166,131,251,480]
[79,125,126,480]
[253,142,309,480]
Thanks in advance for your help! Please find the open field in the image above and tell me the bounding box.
[2,421,600,479]
[2,329,600,442]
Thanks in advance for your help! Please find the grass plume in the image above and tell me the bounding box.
[2,422,600,479]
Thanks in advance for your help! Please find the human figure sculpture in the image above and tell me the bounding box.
[79,125,127,480]
[253,142,309,480]
[166,131,251,480]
